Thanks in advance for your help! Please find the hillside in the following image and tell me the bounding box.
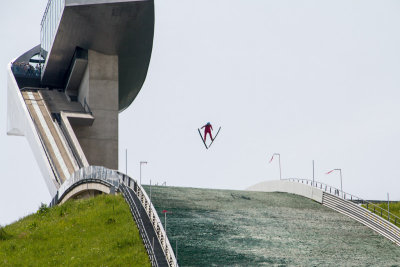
[144,186,400,266]
[0,194,150,266]
[2,187,400,266]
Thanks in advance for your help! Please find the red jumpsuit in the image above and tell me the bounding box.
[201,124,213,142]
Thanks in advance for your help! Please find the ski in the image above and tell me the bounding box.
[198,128,208,149]
[208,127,221,148]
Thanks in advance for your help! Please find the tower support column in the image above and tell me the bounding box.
[73,50,119,169]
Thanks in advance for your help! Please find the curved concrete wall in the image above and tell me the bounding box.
[59,182,111,204]
[247,180,323,203]
[7,62,58,197]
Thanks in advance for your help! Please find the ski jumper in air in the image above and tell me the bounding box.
[197,122,221,149]
[201,122,213,142]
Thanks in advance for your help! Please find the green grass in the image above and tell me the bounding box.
[0,194,150,266]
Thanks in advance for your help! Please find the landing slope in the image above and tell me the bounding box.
[144,186,400,266]
[0,195,150,266]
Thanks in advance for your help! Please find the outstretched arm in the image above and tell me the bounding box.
[201,125,205,129]
[211,125,213,131]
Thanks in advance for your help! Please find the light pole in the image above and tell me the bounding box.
[312,160,315,186]
[162,209,171,234]
[269,153,282,180]
[326,168,343,198]
[388,193,390,222]
[125,149,128,175]
[140,161,148,185]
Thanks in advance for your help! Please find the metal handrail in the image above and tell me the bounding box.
[284,178,400,227]
[55,166,177,266]
[116,171,178,267]
[119,184,158,267]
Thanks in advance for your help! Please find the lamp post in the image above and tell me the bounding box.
[312,160,315,187]
[140,161,148,185]
[326,168,343,198]
[388,193,390,222]
[269,153,282,180]
[162,210,171,234]
[125,149,128,175]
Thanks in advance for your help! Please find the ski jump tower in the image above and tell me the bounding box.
[7,0,154,201]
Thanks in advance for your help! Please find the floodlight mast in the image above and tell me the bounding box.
[162,210,172,234]
[312,160,315,186]
[125,149,128,175]
[269,153,282,180]
[326,168,343,198]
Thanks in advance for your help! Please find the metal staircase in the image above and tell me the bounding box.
[286,178,400,246]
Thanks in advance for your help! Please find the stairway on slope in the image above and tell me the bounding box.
[121,184,169,267]
[322,192,400,246]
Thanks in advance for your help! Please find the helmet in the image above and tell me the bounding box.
[207,122,211,125]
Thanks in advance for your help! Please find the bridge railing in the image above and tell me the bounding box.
[54,166,177,267]
[119,182,159,266]
[117,171,178,267]
[284,178,400,228]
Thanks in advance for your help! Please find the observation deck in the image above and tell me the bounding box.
[40,0,154,111]
[7,0,154,198]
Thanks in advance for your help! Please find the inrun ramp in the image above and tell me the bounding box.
[22,89,78,183]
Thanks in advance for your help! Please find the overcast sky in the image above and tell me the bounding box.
[1,0,400,225]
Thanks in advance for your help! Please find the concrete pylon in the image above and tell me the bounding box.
[72,50,119,170]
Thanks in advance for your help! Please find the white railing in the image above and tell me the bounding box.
[322,192,400,246]
[119,183,159,266]
[284,178,400,228]
[117,171,178,267]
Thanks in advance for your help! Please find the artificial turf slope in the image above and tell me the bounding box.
[144,186,400,266]
[0,194,150,266]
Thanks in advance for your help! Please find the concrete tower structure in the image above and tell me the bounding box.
[7,0,154,200]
